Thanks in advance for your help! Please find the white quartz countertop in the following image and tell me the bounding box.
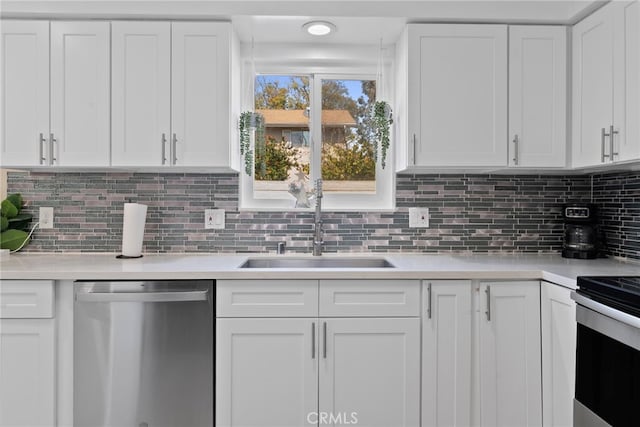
[1,253,639,289]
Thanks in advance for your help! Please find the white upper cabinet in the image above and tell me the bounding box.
[111,22,171,167]
[573,1,640,166]
[614,0,640,161]
[509,26,567,167]
[112,21,236,168]
[0,21,50,167]
[406,24,508,167]
[50,21,111,167]
[172,22,233,167]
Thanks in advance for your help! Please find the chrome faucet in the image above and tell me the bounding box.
[313,179,323,256]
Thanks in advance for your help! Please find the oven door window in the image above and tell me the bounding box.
[575,323,640,426]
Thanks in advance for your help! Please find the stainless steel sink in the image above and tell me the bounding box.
[239,257,395,269]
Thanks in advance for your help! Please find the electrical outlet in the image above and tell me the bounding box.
[39,207,54,229]
[409,207,429,228]
[205,209,225,229]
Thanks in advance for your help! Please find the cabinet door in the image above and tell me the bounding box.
[422,281,472,427]
[319,318,420,427]
[541,282,576,427]
[572,5,614,167]
[216,318,318,427]
[51,21,110,166]
[111,22,170,166]
[613,0,640,161]
[0,319,55,427]
[408,24,508,167]
[478,281,542,427]
[509,26,567,167]
[171,22,231,167]
[0,20,49,167]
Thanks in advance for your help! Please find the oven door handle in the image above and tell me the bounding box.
[571,292,640,330]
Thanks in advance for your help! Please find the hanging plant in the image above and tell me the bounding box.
[372,100,393,169]
[239,111,265,176]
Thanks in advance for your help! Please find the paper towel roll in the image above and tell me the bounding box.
[121,203,148,257]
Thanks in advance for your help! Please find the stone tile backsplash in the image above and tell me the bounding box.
[592,171,640,260]
[6,171,605,255]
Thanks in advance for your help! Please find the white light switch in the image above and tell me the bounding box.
[205,209,225,229]
[409,207,429,228]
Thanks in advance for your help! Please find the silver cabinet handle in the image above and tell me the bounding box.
[323,321,327,359]
[172,133,178,165]
[49,133,57,164]
[427,282,432,319]
[312,322,316,359]
[485,285,491,321]
[601,127,607,162]
[609,125,619,161]
[39,133,47,165]
[412,134,417,165]
[513,134,519,165]
[161,133,167,165]
[76,290,208,303]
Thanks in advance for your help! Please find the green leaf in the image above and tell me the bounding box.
[1,229,30,251]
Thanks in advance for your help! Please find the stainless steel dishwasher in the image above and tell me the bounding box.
[74,280,213,427]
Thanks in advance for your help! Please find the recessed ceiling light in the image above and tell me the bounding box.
[303,21,336,36]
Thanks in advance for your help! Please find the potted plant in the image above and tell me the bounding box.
[239,111,265,176]
[0,193,33,252]
[372,100,393,169]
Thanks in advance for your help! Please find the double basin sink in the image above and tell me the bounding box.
[239,257,395,269]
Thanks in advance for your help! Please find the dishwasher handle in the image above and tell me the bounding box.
[76,290,208,303]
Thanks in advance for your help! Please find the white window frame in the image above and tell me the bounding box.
[239,48,395,211]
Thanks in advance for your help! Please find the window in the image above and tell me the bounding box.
[240,72,393,211]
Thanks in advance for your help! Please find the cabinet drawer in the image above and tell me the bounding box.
[216,280,318,317]
[319,280,421,317]
[0,280,54,318]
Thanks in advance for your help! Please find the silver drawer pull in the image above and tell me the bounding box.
[427,282,432,319]
[323,321,327,359]
[485,285,491,321]
[312,322,316,359]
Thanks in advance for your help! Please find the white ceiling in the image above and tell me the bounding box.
[1,0,609,44]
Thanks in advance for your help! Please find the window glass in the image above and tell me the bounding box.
[321,79,376,194]
[254,75,310,198]
[244,73,391,210]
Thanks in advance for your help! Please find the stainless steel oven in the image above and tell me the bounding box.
[572,277,640,427]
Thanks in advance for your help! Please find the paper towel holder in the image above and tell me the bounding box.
[116,254,143,259]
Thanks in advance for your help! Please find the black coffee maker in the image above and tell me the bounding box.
[562,204,600,259]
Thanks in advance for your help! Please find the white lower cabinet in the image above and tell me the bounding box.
[0,280,55,427]
[319,318,420,427]
[216,318,318,427]
[422,280,472,427]
[216,279,421,427]
[478,281,542,427]
[422,280,544,427]
[541,281,576,427]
